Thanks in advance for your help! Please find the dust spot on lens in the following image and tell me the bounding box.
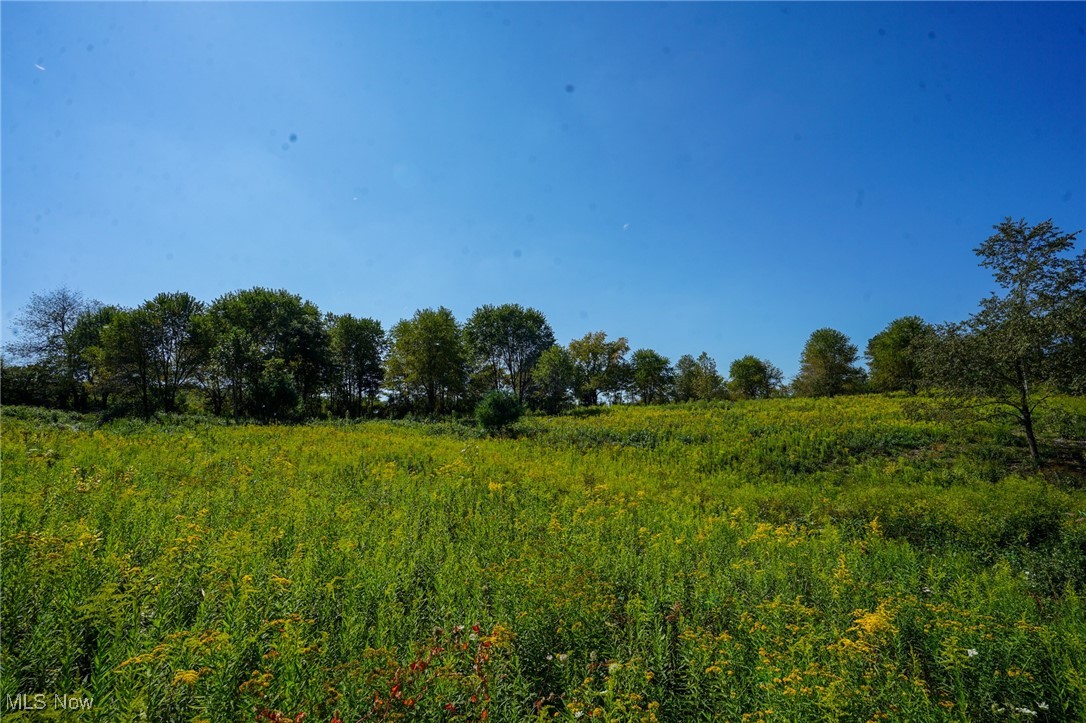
[289,133,298,143]
[1063,191,1073,202]
[927,31,936,40]
[513,249,522,258]
[565,84,575,93]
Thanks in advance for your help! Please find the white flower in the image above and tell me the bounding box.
[557,653,569,663]
[967,648,978,657]
[1013,707,1037,717]
[608,663,621,674]
[1037,702,1049,711]
[574,712,584,718]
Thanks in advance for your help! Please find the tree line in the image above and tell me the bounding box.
[0,289,785,419]
[3,218,1083,458]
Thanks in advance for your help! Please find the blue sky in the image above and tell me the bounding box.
[3,2,1083,379]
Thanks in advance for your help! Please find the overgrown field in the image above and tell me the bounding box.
[3,397,1085,722]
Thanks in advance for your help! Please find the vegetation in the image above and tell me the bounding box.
[629,349,673,405]
[727,356,783,400]
[474,390,524,434]
[568,332,630,407]
[865,317,930,394]
[2,396,1084,721]
[385,307,469,417]
[465,305,555,405]
[793,329,866,398]
[923,218,1085,464]
[5,219,1081,424]
[3,216,1084,718]
[673,353,725,403]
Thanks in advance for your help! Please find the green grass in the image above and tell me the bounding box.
[2,396,1085,721]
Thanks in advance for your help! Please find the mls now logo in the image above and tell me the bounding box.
[6,693,93,711]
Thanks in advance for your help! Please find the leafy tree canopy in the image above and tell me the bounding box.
[794,328,866,397]
[464,304,555,403]
[385,307,468,416]
[865,316,931,394]
[923,218,1084,464]
[728,355,783,399]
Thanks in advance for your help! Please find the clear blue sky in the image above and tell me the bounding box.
[3,2,1083,380]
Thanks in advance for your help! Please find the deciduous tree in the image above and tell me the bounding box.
[6,287,96,409]
[865,316,931,394]
[328,314,385,418]
[385,307,468,415]
[464,304,555,403]
[142,292,212,413]
[923,218,1084,465]
[208,288,326,419]
[629,348,673,404]
[530,344,576,414]
[728,356,783,399]
[568,331,629,406]
[674,352,725,402]
[793,328,866,397]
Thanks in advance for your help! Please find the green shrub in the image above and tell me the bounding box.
[474,390,522,434]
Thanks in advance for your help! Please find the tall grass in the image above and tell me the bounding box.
[2,396,1084,721]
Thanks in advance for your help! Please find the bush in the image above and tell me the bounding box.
[475,391,522,434]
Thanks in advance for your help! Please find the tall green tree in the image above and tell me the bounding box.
[101,309,156,417]
[385,307,468,415]
[328,314,385,418]
[923,218,1085,465]
[865,316,931,394]
[464,304,555,403]
[208,288,327,419]
[6,287,96,409]
[530,344,577,414]
[793,328,866,397]
[728,356,783,399]
[70,305,123,408]
[568,331,629,406]
[629,348,673,404]
[141,292,212,413]
[674,352,725,402]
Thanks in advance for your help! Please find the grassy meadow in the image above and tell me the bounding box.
[2,397,1085,722]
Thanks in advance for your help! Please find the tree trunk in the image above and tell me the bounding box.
[1016,361,1041,466]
